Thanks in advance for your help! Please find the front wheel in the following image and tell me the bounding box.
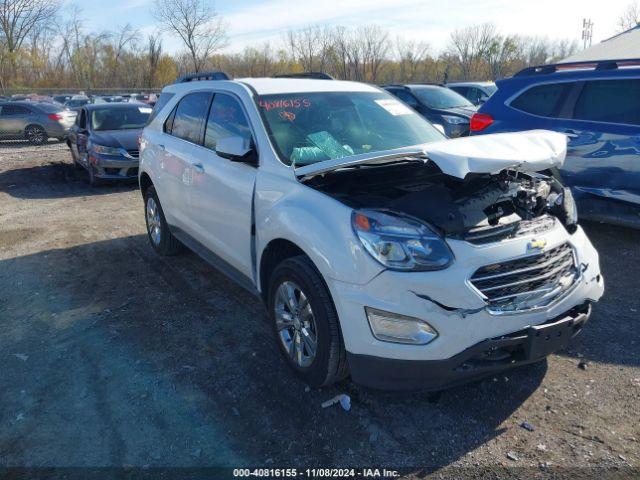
[268,256,349,387]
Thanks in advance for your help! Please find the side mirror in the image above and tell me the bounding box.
[215,136,257,165]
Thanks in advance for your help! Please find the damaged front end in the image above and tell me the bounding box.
[301,131,588,314]
[303,152,578,242]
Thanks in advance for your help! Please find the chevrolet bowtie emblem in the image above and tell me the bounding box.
[527,239,547,254]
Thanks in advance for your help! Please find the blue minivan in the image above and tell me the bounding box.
[471,59,640,228]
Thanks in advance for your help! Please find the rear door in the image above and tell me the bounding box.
[188,92,257,279]
[0,104,31,136]
[157,91,212,232]
[556,78,640,217]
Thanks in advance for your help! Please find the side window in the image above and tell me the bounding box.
[467,87,481,104]
[452,86,468,98]
[572,79,640,126]
[204,93,251,150]
[2,105,30,116]
[511,83,573,117]
[394,90,418,108]
[147,92,175,125]
[169,91,213,144]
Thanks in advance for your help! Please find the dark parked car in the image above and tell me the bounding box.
[0,101,76,145]
[64,97,90,110]
[53,95,72,104]
[67,103,152,185]
[470,59,640,228]
[383,84,476,137]
[446,81,497,106]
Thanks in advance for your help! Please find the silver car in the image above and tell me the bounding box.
[0,101,76,145]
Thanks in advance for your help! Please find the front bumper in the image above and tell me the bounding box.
[349,303,591,390]
[89,153,139,179]
[326,223,604,389]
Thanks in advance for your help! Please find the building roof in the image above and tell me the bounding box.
[564,25,640,62]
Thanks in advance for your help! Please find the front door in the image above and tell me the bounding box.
[188,92,257,280]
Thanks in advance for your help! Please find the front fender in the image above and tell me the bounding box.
[255,172,383,290]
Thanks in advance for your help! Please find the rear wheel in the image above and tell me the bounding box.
[25,125,47,145]
[144,185,182,255]
[268,256,349,387]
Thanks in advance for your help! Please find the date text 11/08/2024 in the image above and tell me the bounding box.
[232,468,401,478]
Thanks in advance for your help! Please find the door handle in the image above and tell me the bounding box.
[192,163,205,174]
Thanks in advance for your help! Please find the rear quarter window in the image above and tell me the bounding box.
[168,91,212,144]
[572,79,640,126]
[511,83,573,117]
[147,92,175,125]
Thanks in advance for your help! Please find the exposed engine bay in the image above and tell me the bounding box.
[304,159,578,241]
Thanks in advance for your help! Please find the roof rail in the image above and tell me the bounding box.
[176,71,231,83]
[514,58,640,77]
[273,72,334,80]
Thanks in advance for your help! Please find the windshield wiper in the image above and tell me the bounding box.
[295,148,429,181]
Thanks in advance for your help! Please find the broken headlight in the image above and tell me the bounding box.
[352,209,453,271]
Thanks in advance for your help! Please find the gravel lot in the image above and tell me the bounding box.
[0,142,639,478]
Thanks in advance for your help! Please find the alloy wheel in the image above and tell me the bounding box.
[274,281,318,368]
[146,196,162,246]
[26,126,46,145]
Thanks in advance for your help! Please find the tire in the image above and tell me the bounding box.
[268,256,349,387]
[87,165,103,187]
[144,185,182,256]
[24,125,48,145]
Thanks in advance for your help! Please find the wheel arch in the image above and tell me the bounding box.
[258,238,309,304]
[139,171,153,198]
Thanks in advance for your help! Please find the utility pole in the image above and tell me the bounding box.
[582,18,594,49]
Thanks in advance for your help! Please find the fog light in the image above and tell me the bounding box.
[365,307,438,345]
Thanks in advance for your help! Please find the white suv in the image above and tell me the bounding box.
[139,72,604,390]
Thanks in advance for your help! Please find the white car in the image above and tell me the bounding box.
[138,72,604,390]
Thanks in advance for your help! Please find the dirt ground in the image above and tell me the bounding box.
[0,141,639,478]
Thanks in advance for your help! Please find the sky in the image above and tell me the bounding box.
[66,0,633,55]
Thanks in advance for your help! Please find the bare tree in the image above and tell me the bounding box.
[618,1,640,31]
[111,23,140,64]
[483,35,519,80]
[0,0,60,83]
[286,25,333,73]
[147,31,162,88]
[448,23,496,80]
[396,38,430,82]
[153,0,227,73]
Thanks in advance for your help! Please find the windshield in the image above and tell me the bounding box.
[258,91,444,166]
[90,106,152,131]
[67,99,88,107]
[412,87,473,109]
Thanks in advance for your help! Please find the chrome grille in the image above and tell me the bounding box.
[470,243,579,312]
[465,215,557,245]
[126,149,140,158]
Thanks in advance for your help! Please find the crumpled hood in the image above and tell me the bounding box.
[296,130,567,181]
[90,129,141,150]
[424,130,567,178]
